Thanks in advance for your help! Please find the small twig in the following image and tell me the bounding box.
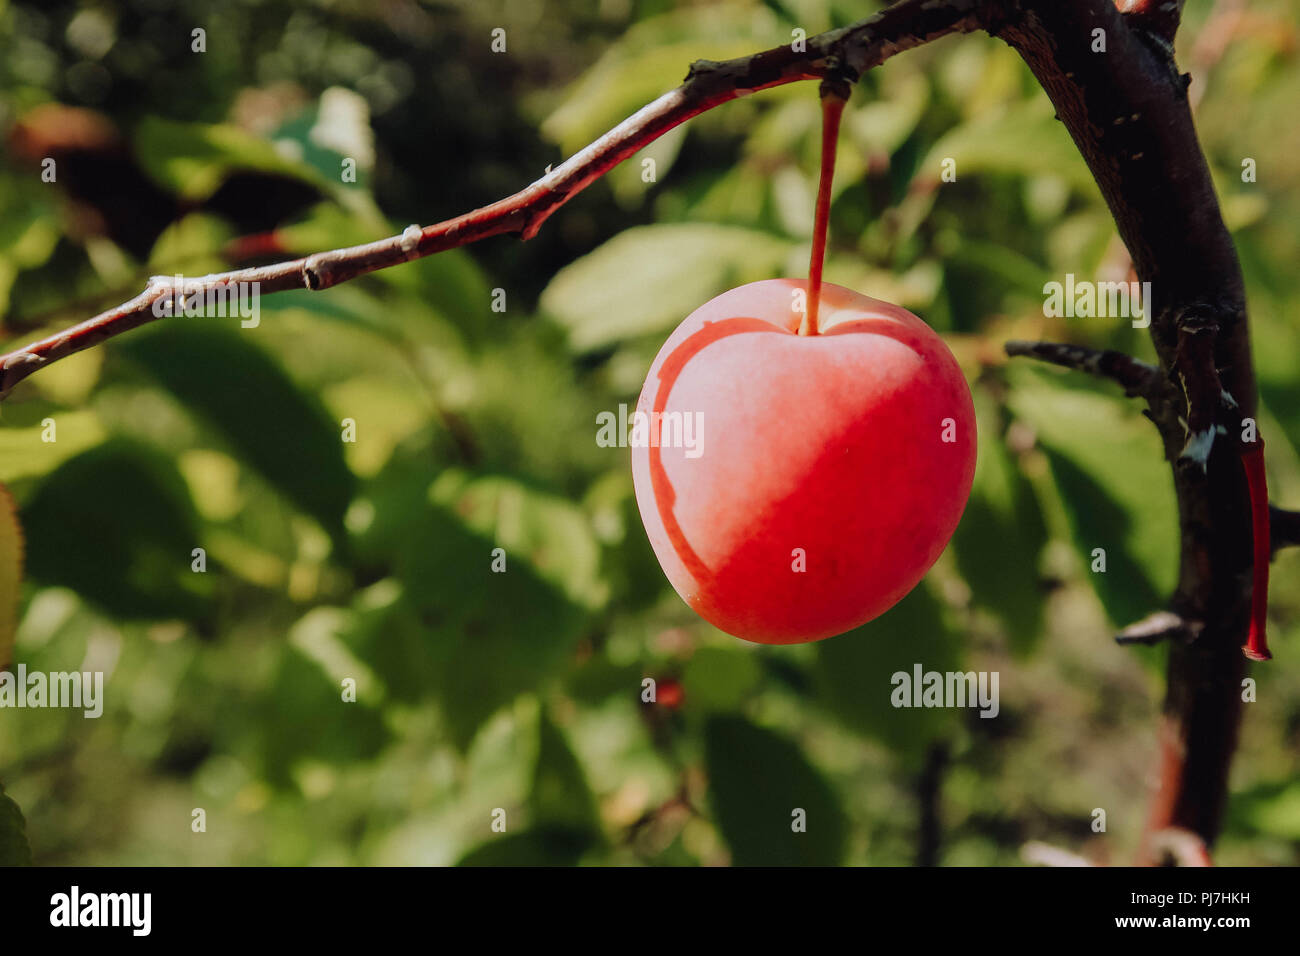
[1148,827,1214,867]
[1115,0,1186,48]
[1270,506,1300,555]
[1116,610,1203,646]
[916,741,948,867]
[1003,340,1165,399]
[0,0,989,399]
[1021,841,1093,867]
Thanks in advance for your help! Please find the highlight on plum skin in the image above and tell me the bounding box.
[630,279,977,646]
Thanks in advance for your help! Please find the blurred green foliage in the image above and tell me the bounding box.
[1,0,1299,866]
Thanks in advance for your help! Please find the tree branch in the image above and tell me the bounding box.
[995,0,1255,860]
[1271,506,1300,555]
[1003,340,1166,399]
[0,0,990,399]
[1116,0,1186,47]
[1115,610,1203,647]
[1021,841,1094,867]
[1147,826,1214,867]
[916,741,948,867]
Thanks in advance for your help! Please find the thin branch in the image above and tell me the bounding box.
[1115,610,1203,646]
[1021,841,1093,867]
[1147,827,1214,867]
[1115,0,1186,47]
[916,741,948,867]
[1271,506,1300,555]
[1003,340,1165,399]
[0,0,989,399]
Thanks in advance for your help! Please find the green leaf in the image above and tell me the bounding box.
[0,184,62,314]
[945,238,1054,300]
[346,462,589,750]
[456,827,595,867]
[376,247,495,341]
[704,715,848,866]
[541,3,782,157]
[0,786,33,866]
[146,212,233,272]
[267,88,376,196]
[430,469,607,611]
[134,117,325,201]
[121,324,356,543]
[813,585,963,758]
[844,71,930,158]
[0,411,106,484]
[539,224,793,352]
[530,710,600,836]
[255,643,390,787]
[681,646,761,712]
[274,204,385,256]
[566,655,643,706]
[1250,784,1300,839]
[1007,367,1178,625]
[21,439,211,620]
[1231,780,1300,840]
[919,98,1095,192]
[541,12,701,204]
[582,471,666,613]
[0,485,22,669]
[951,395,1048,653]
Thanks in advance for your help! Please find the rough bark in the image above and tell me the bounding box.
[994,0,1255,857]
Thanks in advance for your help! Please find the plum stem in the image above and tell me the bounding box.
[800,88,847,337]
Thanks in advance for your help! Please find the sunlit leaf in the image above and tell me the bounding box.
[952,394,1047,653]
[540,224,793,352]
[0,185,62,313]
[0,411,106,484]
[919,98,1094,191]
[346,459,589,749]
[269,88,376,197]
[582,470,666,613]
[134,117,326,201]
[844,71,930,157]
[430,468,607,611]
[146,212,233,273]
[1006,366,1178,625]
[541,3,785,157]
[1233,780,1300,841]
[121,324,356,544]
